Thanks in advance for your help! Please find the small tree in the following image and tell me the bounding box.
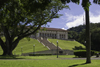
[0,0,69,56]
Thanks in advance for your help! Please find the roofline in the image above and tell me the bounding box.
[40,27,67,32]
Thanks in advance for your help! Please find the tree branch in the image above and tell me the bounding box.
[0,37,6,51]
[1,23,11,40]
[12,37,20,51]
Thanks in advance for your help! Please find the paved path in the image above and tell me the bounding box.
[0,56,100,60]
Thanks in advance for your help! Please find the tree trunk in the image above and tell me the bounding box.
[1,38,20,56]
[85,6,91,63]
[2,49,13,56]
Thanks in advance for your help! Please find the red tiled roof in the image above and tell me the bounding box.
[40,27,67,31]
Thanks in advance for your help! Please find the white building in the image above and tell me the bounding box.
[31,27,68,40]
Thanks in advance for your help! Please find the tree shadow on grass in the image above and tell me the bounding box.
[0,55,24,59]
[68,63,88,67]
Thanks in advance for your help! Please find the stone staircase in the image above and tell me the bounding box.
[37,37,62,50]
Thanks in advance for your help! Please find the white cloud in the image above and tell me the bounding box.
[90,12,100,23]
[65,12,100,29]
[62,28,66,30]
[96,10,100,15]
[65,13,85,29]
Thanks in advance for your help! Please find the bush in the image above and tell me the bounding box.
[59,51,63,54]
[73,46,86,50]
[74,50,95,58]
[29,54,52,56]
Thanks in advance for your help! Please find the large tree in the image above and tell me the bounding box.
[0,0,68,56]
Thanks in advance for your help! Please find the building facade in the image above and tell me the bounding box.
[31,27,68,40]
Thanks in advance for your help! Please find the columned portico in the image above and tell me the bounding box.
[65,32,68,39]
[57,32,60,39]
[35,27,68,40]
[36,33,39,38]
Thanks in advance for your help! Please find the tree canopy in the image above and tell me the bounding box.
[0,0,69,55]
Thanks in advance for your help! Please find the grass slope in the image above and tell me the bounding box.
[0,38,48,55]
[48,39,85,50]
[0,38,85,55]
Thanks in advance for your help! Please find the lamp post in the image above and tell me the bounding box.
[33,44,35,54]
[57,40,58,58]
[21,47,23,55]
[14,50,16,55]
[85,41,86,46]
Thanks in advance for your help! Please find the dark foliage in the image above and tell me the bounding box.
[68,23,100,51]
[73,46,86,50]
[74,50,95,57]
[29,54,52,56]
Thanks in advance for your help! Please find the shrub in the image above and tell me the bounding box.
[73,46,86,50]
[74,50,95,58]
[29,54,52,56]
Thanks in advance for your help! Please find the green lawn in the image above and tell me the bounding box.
[0,38,48,55]
[0,55,100,67]
[48,39,85,50]
[0,55,75,59]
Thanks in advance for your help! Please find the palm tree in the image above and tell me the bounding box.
[80,0,100,63]
[82,0,91,63]
[61,0,91,63]
[85,5,91,63]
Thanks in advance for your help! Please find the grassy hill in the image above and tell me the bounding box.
[0,38,48,55]
[48,39,85,50]
[0,38,85,55]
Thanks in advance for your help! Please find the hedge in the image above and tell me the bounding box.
[29,54,52,56]
[74,50,96,58]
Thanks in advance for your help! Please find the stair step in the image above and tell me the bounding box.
[37,37,62,50]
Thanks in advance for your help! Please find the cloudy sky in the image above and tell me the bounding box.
[47,1,100,30]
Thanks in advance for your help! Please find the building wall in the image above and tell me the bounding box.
[36,30,68,40]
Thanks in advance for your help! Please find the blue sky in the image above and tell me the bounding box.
[47,1,100,30]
